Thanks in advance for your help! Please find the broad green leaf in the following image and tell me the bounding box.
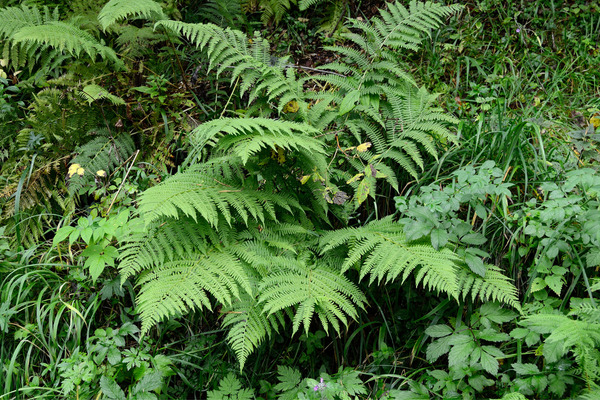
[133,371,162,394]
[530,277,547,292]
[460,233,487,245]
[465,253,486,277]
[512,363,540,375]
[430,228,448,250]
[53,226,76,246]
[468,374,494,392]
[480,351,499,375]
[448,338,475,367]
[338,89,360,115]
[587,248,600,268]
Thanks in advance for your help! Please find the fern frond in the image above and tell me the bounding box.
[187,118,326,167]
[155,21,305,114]
[11,21,122,68]
[222,292,285,370]
[368,1,463,53]
[119,217,220,281]
[98,0,165,31]
[137,166,301,227]
[320,217,520,308]
[0,5,59,69]
[136,247,252,334]
[259,259,367,334]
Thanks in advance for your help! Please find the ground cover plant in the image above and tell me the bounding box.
[1,0,600,398]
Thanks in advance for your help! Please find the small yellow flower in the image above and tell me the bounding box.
[96,170,107,177]
[68,163,85,178]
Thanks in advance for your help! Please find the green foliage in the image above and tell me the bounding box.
[67,129,135,196]
[98,0,165,31]
[321,217,520,310]
[0,4,122,71]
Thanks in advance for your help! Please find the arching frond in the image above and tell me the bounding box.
[259,257,367,335]
[137,167,301,227]
[98,0,165,31]
[222,293,286,370]
[136,247,252,334]
[320,217,520,309]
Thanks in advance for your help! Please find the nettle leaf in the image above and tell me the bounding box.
[479,349,500,376]
[448,335,476,367]
[468,374,494,392]
[512,363,540,375]
[426,336,452,362]
[545,275,563,296]
[100,376,126,400]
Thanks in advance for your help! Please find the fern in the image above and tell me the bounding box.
[320,217,520,309]
[522,312,600,388]
[222,292,286,369]
[98,0,165,31]
[12,22,121,66]
[135,246,252,333]
[0,5,60,69]
[258,254,367,335]
[137,165,301,227]
[186,117,327,168]
[0,5,123,70]
[155,20,307,116]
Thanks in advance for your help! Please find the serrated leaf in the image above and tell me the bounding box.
[510,328,529,339]
[587,248,600,267]
[465,252,486,277]
[474,204,487,220]
[100,375,126,400]
[530,277,547,292]
[426,337,452,362]
[274,366,302,392]
[460,233,487,245]
[544,275,563,296]
[468,374,494,392]
[448,339,475,367]
[512,362,540,375]
[133,371,162,394]
[425,324,453,338]
[477,329,510,342]
[53,226,76,246]
[480,349,499,375]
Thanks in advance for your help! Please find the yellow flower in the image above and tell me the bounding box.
[96,170,107,177]
[68,163,85,178]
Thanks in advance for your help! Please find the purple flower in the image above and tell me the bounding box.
[314,385,319,391]
[516,28,521,33]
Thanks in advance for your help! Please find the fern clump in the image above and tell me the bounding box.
[113,0,481,371]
